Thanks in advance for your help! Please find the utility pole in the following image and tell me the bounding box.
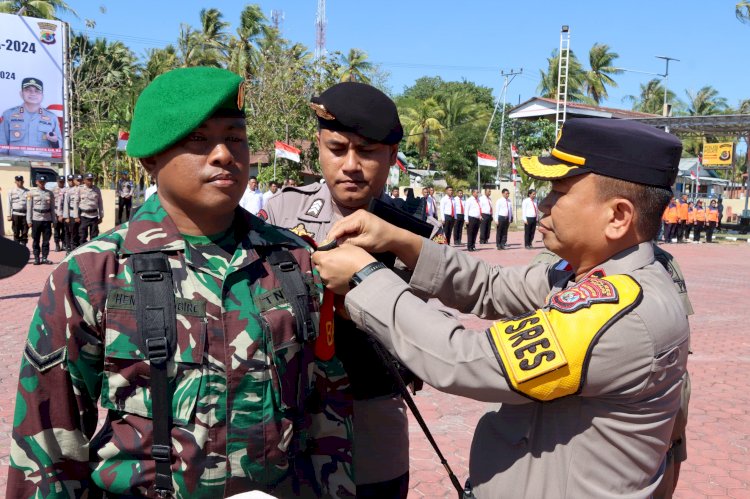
[315,0,326,60]
[482,69,522,190]
[555,25,571,138]
[656,55,679,118]
[496,69,522,188]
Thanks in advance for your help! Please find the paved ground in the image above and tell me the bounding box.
[0,229,749,498]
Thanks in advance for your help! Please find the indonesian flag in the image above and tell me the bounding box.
[117,131,129,151]
[396,157,406,173]
[477,151,498,167]
[511,144,519,185]
[275,140,301,163]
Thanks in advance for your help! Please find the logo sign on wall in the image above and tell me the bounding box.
[702,142,733,168]
[0,13,65,162]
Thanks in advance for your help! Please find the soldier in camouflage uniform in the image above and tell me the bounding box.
[8,66,353,498]
[74,172,104,245]
[7,175,29,244]
[26,174,55,265]
[52,175,66,251]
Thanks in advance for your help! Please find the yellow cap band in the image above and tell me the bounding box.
[551,148,586,166]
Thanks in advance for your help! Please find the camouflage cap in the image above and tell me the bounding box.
[127,67,245,158]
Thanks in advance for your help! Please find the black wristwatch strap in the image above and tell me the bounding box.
[349,261,387,289]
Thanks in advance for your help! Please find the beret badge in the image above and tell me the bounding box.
[309,102,335,120]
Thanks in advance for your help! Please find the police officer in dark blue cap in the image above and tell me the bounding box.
[0,78,62,158]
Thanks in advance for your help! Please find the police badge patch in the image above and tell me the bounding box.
[548,277,620,313]
[290,223,315,239]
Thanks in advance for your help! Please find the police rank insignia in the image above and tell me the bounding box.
[308,102,335,120]
[548,276,619,313]
[305,199,325,218]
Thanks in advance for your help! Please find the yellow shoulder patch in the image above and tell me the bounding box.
[488,274,642,402]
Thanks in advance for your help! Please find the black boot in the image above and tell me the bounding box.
[55,242,62,252]
[34,256,40,265]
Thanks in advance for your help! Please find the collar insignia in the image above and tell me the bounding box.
[308,102,335,120]
[305,199,325,218]
[237,81,245,110]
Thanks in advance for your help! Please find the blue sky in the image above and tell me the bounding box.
[61,1,750,109]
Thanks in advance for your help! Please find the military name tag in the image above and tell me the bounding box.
[107,289,205,317]
[489,310,567,384]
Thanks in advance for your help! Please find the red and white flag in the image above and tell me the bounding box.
[117,131,129,151]
[477,151,498,167]
[396,157,406,173]
[275,141,301,163]
[511,144,519,185]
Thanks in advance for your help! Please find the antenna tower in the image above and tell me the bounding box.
[315,0,326,60]
[271,10,285,32]
[555,25,571,138]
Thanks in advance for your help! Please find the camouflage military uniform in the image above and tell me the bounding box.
[265,181,443,492]
[8,185,29,244]
[7,194,354,498]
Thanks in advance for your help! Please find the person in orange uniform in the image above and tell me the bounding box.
[684,201,695,241]
[693,200,706,242]
[676,194,689,242]
[706,199,719,243]
[662,196,679,243]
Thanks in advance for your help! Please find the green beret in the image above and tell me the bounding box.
[310,82,403,145]
[127,67,245,158]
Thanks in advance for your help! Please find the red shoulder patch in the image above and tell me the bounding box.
[548,277,619,313]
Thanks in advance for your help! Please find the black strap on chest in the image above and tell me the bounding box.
[132,253,176,498]
[264,248,315,343]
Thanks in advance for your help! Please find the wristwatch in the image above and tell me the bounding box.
[348,261,387,289]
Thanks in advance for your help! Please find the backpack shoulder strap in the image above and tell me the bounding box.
[264,247,316,343]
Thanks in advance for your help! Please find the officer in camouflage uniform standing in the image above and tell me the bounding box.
[26,174,55,264]
[7,67,353,498]
[74,172,103,245]
[62,174,80,252]
[7,175,29,245]
[52,175,66,252]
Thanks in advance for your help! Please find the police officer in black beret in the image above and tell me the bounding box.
[264,82,445,498]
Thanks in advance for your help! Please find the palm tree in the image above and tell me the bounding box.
[436,90,488,128]
[339,48,373,83]
[227,4,266,78]
[399,98,445,162]
[739,99,750,114]
[0,0,77,19]
[197,7,229,66]
[144,45,178,82]
[685,86,728,116]
[623,78,677,115]
[585,43,622,105]
[737,1,750,23]
[537,49,590,103]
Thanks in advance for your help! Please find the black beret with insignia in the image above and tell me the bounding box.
[310,82,403,145]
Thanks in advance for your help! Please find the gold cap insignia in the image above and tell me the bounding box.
[237,81,245,110]
[308,102,335,120]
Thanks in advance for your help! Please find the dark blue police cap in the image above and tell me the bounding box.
[520,118,682,189]
[310,82,403,145]
[85,173,94,180]
[14,175,23,181]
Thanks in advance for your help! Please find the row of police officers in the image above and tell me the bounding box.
[6,173,103,261]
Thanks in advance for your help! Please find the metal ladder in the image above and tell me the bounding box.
[555,27,571,138]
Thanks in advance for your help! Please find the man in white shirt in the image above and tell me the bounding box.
[422,187,436,219]
[465,188,481,252]
[453,189,465,245]
[144,178,157,201]
[239,175,264,215]
[261,180,280,208]
[440,186,455,245]
[522,188,539,249]
[494,188,513,249]
[390,187,400,199]
[478,188,493,244]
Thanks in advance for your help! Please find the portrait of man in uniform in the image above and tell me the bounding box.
[0,77,62,158]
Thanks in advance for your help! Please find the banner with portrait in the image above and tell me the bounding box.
[0,13,65,162]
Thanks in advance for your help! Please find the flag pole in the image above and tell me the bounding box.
[273,154,277,181]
